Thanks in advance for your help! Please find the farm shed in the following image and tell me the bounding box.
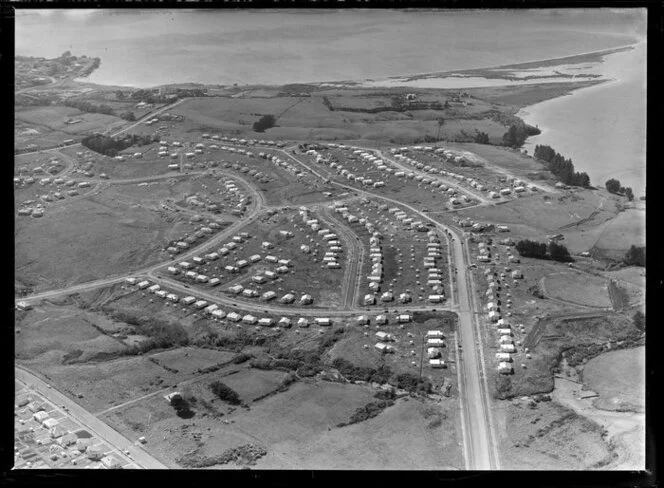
[297,318,309,328]
[429,359,446,368]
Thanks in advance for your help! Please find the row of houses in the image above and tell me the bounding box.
[483,269,516,374]
[165,222,223,255]
[300,207,343,270]
[125,276,318,328]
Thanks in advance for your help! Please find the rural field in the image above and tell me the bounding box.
[456,189,620,250]
[494,396,613,470]
[104,377,464,469]
[15,187,194,294]
[542,271,612,309]
[582,346,645,413]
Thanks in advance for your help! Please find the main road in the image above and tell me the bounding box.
[279,148,501,469]
[15,366,168,469]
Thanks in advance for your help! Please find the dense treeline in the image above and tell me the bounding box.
[63,98,115,116]
[533,144,591,187]
[623,245,645,267]
[330,357,432,394]
[515,239,572,262]
[605,178,634,201]
[81,133,158,156]
[502,123,541,148]
[209,381,241,405]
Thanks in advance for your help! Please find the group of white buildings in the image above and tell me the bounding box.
[16,176,91,218]
[125,276,307,329]
[424,230,446,302]
[165,221,223,255]
[299,207,343,270]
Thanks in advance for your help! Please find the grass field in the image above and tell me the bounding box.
[582,346,645,412]
[15,105,125,135]
[495,397,612,470]
[589,208,645,261]
[542,271,611,308]
[15,303,128,364]
[15,187,189,293]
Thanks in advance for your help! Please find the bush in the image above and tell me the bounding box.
[633,311,645,332]
[233,353,253,364]
[623,245,645,267]
[249,358,274,370]
[253,114,276,133]
[209,381,241,405]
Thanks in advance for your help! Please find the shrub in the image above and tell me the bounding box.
[253,114,276,133]
[209,381,241,405]
[233,353,253,364]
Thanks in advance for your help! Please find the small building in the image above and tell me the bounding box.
[427,347,441,359]
[376,331,389,341]
[429,359,446,368]
[261,291,277,301]
[356,315,370,325]
[86,445,104,461]
[380,292,394,302]
[498,362,513,374]
[363,294,376,305]
[426,330,444,339]
[280,293,295,304]
[148,284,161,294]
[209,278,221,286]
[211,309,226,320]
[427,338,445,347]
[375,342,388,353]
[181,296,196,305]
[500,343,516,353]
[76,438,93,452]
[299,294,313,305]
[193,300,208,309]
[258,317,274,327]
[164,392,182,404]
[314,317,331,326]
[16,301,32,311]
[278,317,292,328]
[397,314,411,323]
[227,312,242,322]
[137,280,150,290]
[297,318,309,328]
[101,456,122,469]
[242,314,258,324]
[428,294,445,303]
[376,315,387,325]
[496,353,512,361]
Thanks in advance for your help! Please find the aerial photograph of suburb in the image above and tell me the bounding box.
[13,7,646,471]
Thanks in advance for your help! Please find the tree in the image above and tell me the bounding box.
[624,187,634,201]
[623,245,645,267]
[474,130,489,144]
[253,114,276,133]
[633,311,645,332]
[171,396,194,418]
[605,178,622,194]
[548,241,572,262]
[120,111,136,121]
[436,117,445,139]
[209,381,241,405]
[515,239,548,259]
[116,90,125,100]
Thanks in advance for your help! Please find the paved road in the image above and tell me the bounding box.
[281,150,500,469]
[15,366,169,469]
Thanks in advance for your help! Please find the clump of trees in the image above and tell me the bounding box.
[502,123,540,148]
[81,133,158,156]
[63,98,114,116]
[209,381,241,405]
[330,358,431,394]
[633,311,645,332]
[253,114,276,133]
[605,178,634,201]
[623,245,645,267]
[533,145,591,187]
[515,239,572,262]
[120,111,136,121]
[171,396,194,418]
[474,130,490,144]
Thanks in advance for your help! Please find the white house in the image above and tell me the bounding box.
[314,317,331,326]
[297,318,309,328]
[397,314,411,323]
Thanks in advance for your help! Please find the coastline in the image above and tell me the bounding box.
[517,41,646,194]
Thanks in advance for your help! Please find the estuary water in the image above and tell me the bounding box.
[16,9,646,193]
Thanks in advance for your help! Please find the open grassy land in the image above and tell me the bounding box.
[542,271,612,309]
[457,189,620,252]
[15,187,194,294]
[15,302,129,365]
[494,396,613,470]
[582,346,645,413]
[101,377,463,469]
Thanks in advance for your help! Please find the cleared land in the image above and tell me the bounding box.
[15,187,195,294]
[582,346,645,413]
[495,397,613,470]
[542,271,611,308]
